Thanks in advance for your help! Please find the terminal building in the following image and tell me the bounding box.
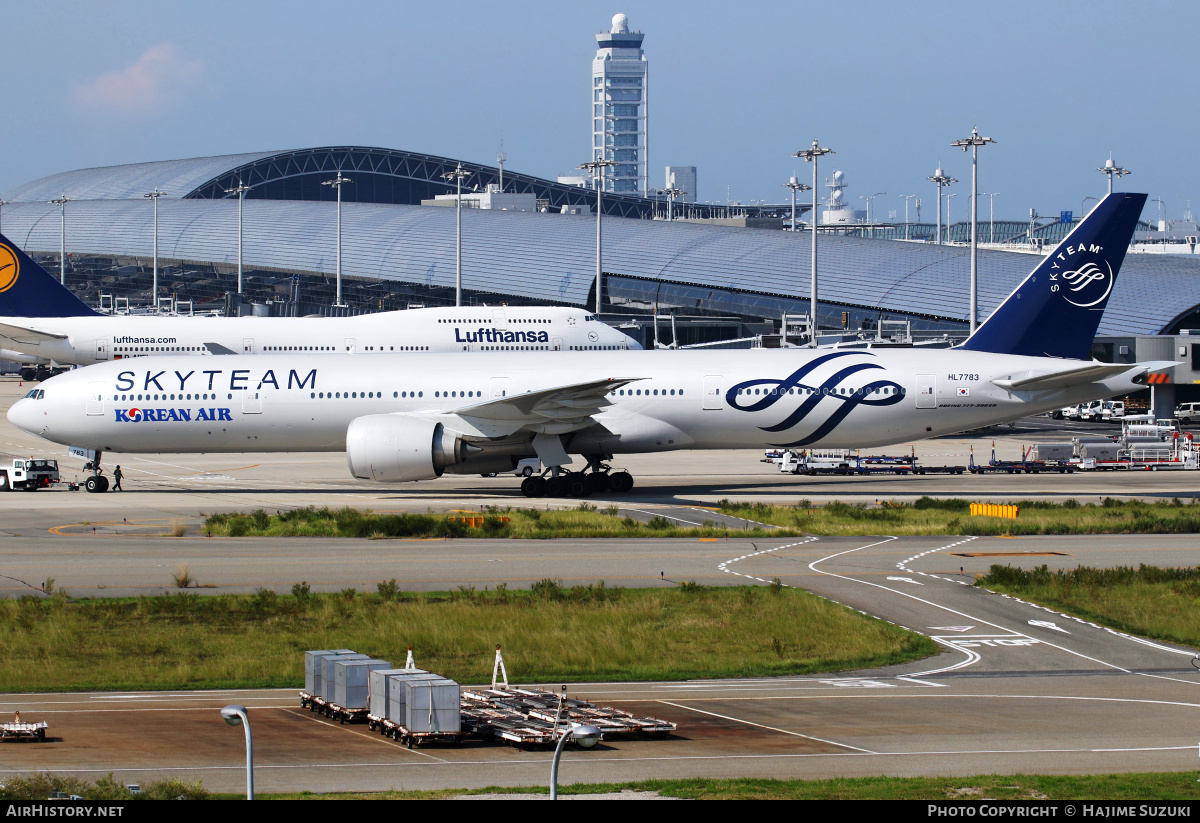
[4,146,1200,413]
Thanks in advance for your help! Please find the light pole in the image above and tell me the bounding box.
[220,705,253,800]
[927,166,956,245]
[143,188,167,310]
[50,195,72,285]
[946,193,958,239]
[661,187,683,221]
[981,192,998,244]
[550,707,601,801]
[496,148,506,193]
[951,126,996,335]
[860,192,886,238]
[441,164,471,307]
[321,171,352,308]
[577,158,617,315]
[225,180,252,296]
[1097,156,1130,195]
[901,195,918,240]
[792,139,834,343]
[784,177,811,232]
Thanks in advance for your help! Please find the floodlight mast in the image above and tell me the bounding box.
[901,195,918,240]
[441,164,471,306]
[784,177,811,233]
[661,187,684,221]
[321,172,352,308]
[1097,156,1131,195]
[224,181,252,296]
[792,139,833,344]
[578,158,618,315]
[49,195,73,285]
[861,192,886,238]
[143,188,167,310]
[927,166,956,246]
[951,126,995,334]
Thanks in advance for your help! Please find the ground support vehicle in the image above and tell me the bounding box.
[365,713,468,748]
[768,449,964,476]
[0,458,60,491]
[1,718,47,742]
[968,445,1076,474]
[461,687,676,745]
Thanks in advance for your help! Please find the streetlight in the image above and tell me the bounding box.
[577,158,617,315]
[927,166,956,245]
[951,126,996,335]
[49,194,72,285]
[220,705,253,800]
[440,164,471,307]
[792,139,834,343]
[901,195,918,240]
[321,171,352,308]
[860,192,886,239]
[946,193,958,239]
[1097,156,1130,195]
[981,192,998,244]
[224,180,252,296]
[143,188,167,310]
[550,723,601,800]
[661,187,684,221]
[783,177,811,232]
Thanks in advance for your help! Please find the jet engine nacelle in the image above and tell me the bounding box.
[346,414,476,482]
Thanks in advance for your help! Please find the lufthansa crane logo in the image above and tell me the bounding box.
[0,243,19,294]
[1059,261,1113,308]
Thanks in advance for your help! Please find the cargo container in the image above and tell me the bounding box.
[368,668,425,719]
[404,678,461,734]
[333,659,393,712]
[304,649,356,697]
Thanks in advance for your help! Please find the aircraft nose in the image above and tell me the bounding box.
[6,398,36,434]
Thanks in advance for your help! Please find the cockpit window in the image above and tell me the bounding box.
[23,389,44,400]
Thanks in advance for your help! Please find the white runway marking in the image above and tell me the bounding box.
[1029,619,1071,634]
[717,536,819,585]
[656,700,877,753]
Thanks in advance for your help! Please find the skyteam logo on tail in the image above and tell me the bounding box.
[0,243,19,294]
[727,352,904,447]
[1048,243,1112,308]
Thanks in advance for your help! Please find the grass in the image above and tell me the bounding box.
[0,584,936,692]
[199,497,1200,540]
[977,564,1200,649]
[238,773,1200,800]
[715,496,1200,536]
[0,774,207,801]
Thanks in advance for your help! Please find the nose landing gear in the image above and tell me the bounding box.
[81,453,110,494]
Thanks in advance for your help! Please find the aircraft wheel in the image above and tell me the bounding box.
[545,475,569,498]
[97,475,110,493]
[521,476,546,498]
[566,474,591,498]
[588,472,611,493]
[85,476,100,493]
[608,471,634,493]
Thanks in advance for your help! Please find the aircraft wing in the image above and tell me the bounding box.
[0,321,67,345]
[992,361,1173,392]
[453,376,645,435]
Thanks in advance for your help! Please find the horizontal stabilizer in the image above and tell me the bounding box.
[992,361,1174,392]
[0,321,68,345]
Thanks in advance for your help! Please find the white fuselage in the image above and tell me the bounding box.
[9,348,1143,462]
[0,305,637,364]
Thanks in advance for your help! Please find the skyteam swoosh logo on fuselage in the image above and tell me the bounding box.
[727,352,905,447]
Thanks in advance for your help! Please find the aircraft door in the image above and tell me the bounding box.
[552,337,563,351]
[93,340,109,362]
[86,381,105,416]
[702,375,724,410]
[345,338,356,353]
[242,391,262,414]
[915,374,936,409]
[489,377,509,399]
[492,309,507,330]
[242,338,255,354]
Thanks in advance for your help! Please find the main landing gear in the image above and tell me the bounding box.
[81,452,110,494]
[519,458,634,499]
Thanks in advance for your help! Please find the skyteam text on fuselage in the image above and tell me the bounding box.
[0,231,638,365]
[8,193,1168,497]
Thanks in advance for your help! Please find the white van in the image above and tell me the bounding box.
[1174,403,1200,425]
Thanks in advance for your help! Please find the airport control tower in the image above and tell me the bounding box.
[592,13,648,195]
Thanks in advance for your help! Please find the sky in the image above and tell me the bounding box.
[3,0,1195,222]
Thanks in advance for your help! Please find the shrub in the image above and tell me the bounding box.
[913,496,971,512]
[530,578,562,600]
[377,579,399,600]
[646,515,673,530]
[291,581,312,600]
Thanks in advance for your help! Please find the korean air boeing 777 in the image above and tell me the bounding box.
[8,193,1166,495]
[0,234,638,365]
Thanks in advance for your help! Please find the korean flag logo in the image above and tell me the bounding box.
[956,387,970,397]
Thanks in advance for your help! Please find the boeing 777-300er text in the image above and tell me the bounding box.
[0,234,638,368]
[8,193,1167,495]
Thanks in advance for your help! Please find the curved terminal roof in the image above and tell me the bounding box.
[3,197,1197,337]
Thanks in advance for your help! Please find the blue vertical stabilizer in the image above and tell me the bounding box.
[959,192,1146,360]
[0,231,98,318]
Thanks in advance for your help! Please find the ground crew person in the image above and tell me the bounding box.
[112,465,123,491]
